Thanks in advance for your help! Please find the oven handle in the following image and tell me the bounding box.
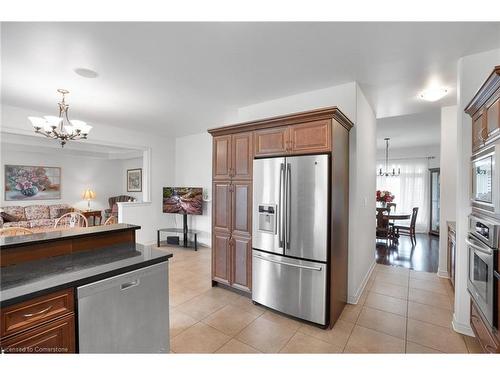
[466,237,493,255]
[494,270,500,279]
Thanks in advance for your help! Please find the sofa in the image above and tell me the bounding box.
[0,204,73,230]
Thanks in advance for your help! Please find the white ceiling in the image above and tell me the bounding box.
[376,110,441,150]
[2,22,500,137]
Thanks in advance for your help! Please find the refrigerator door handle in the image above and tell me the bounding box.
[286,163,291,250]
[279,162,285,248]
[254,254,323,271]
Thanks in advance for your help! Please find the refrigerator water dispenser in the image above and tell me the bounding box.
[258,204,276,233]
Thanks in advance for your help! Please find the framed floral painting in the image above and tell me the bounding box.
[4,165,61,201]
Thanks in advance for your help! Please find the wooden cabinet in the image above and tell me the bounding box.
[470,300,499,353]
[1,315,75,354]
[211,180,252,292]
[213,182,232,233]
[466,66,500,151]
[211,130,253,292]
[254,127,289,156]
[486,97,500,137]
[1,288,75,354]
[288,120,331,154]
[254,120,331,157]
[231,235,252,292]
[447,223,456,288]
[213,132,253,180]
[212,231,231,285]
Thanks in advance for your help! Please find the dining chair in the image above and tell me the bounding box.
[103,215,118,225]
[376,209,393,244]
[54,212,89,229]
[0,227,34,236]
[394,207,419,244]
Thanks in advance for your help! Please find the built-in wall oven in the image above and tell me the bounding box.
[471,142,500,219]
[467,214,500,327]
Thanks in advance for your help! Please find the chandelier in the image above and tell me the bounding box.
[378,138,400,177]
[28,89,92,148]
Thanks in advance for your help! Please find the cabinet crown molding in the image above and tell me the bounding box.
[465,65,500,118]
[208,106,354,136]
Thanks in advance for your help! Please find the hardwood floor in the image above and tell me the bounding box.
[375,233,439,273]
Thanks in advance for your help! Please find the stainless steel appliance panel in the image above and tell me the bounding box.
[471,142,500,218]
[285,154,329,262]
[469,213,500,250]
[252,249,327,325]
[253,157,286,255]
[77,262,170,353]
[467,235,494,326]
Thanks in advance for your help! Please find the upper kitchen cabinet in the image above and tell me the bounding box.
[288,120,332,154]
[254,120,332,157]
[213,132,253,180]
[254,127,289,156]
[466,66,500,151]
[213,135,232,180]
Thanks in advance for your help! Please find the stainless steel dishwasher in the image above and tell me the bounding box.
[77,262,169,353]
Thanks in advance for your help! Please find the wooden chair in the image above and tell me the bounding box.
[376,209,393,244]
[0,227,34,236]
[394,207,419,244]
[103,215,117,225]
[54,212,88,229]
[386,203,397,212]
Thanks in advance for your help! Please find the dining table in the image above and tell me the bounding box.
[376,207,411,243]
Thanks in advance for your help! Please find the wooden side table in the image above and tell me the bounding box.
[81,210,102,226]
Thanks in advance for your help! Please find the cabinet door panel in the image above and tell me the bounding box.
[213,135,232,180]
[486,97,500,136]
[472,113,487,151]
[1,314,75,354]
[231,235,252,292]
[289,120,331,154]
[213,182,232,232]
[232,181,252,237]
[212,231,231,285]
[232,132,253,180]
[254,127,289,157]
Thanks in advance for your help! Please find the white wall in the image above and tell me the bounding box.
[1,103,176,244]
[235,81,377,303]
[0,146,122,211]
[120,157,143,202]
[174,132,212,246]
[376,145,441,169]
[438,106,458,277]
[454,48,500,336]
[348,84,377,303]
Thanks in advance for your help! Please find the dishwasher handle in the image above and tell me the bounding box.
[120,280,140,290]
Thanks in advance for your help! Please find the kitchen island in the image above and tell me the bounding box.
[0,224,173,353]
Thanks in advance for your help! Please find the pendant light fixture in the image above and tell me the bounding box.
[378,138,400,177]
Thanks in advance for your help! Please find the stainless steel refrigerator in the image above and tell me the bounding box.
[252,154,329,325]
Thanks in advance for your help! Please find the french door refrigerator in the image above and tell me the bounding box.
[252,154,329,325]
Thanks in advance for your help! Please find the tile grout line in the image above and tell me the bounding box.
[404,269,410,353]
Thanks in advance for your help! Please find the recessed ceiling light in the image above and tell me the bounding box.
[419,87,448,102]
[74,67,99,79]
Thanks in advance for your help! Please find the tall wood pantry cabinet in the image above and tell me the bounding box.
[208,107,353,328]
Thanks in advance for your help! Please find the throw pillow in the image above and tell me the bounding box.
[1,212,18,222]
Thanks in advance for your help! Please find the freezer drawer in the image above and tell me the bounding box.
[252,250,327,325]
[77,262,169,353]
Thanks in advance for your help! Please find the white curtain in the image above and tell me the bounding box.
[376,158,430,233]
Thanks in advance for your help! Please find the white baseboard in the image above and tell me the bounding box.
[437,267,450,278]
[452,313,474,337]
[347,260,376,304]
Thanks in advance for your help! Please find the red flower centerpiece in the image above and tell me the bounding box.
[376,190,395,204]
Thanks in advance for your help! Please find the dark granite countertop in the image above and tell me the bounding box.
[0,223,141,249]
[0,243,172,307]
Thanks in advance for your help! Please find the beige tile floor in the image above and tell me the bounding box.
[160,245,483,354]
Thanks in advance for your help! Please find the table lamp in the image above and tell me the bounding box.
[82,188,96,211]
